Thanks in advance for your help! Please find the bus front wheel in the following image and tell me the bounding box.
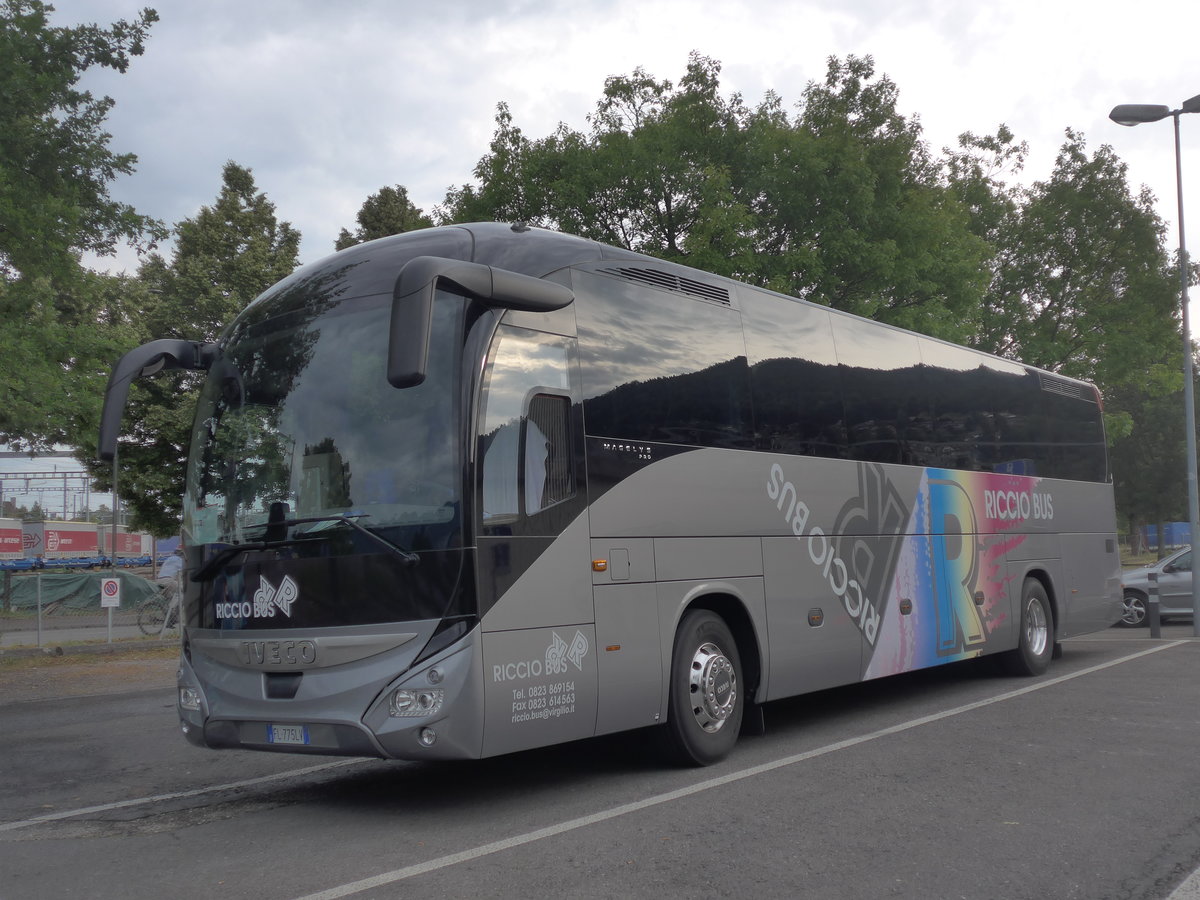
[660,609,743,766]
[1001,579,1054,676]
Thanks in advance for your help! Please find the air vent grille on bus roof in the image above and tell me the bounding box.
[1038,371,1094,401]
[597,266,732,306]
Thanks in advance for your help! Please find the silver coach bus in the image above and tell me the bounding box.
[98,222,1122,766]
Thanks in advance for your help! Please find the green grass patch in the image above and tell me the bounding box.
[0,645,177,671]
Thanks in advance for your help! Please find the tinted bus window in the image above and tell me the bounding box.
[831,315,926,465]
[575,269,751,448]
[985,368,1052,477]
[478,326,577,534]
[916,339,1028,473]
[739,289,846,459]
[1042,383,1106,482]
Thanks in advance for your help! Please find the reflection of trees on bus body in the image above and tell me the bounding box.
[184,261,467,552]
[575,268,1104,482]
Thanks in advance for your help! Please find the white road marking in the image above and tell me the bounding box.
[1170,869,1200,900]
[0,759,364,833]
[294,641,1187,900]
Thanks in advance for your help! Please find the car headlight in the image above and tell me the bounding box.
[389,688,444,718]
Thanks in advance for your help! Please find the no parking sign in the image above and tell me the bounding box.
[100,577,121,609]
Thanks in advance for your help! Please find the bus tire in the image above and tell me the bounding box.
[659,609,743,766]
[1001,579,1054,676]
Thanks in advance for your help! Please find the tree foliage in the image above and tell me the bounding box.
[0,0,162,280]
[2,268,147,451]
[441,53,989,341]
[0,1,164,452]
[943,124,1028,250]
[335,184,432,250]
[975,131,1177,385]
[1108,375,1188,537]
[86,162,301,535]
[960,129,1181,527]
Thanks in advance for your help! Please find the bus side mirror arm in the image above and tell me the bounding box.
[97,339,219,462]
[388,256,574,388]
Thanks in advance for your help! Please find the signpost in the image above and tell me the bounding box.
[101,576,121,643]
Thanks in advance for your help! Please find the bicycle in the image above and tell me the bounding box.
[137,581,181,636]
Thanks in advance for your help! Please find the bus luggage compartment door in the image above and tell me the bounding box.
[593,582,662,735]
[480,624,598,757]
[762,536,862,698]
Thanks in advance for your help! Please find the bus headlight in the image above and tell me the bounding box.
[389,688,444,718]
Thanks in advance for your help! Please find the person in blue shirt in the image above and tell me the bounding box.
[157,548,183,598]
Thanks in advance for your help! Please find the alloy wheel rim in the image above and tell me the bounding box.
[1025,597,1048,656]
[688,641,737,733]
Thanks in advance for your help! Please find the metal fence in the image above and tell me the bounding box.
[0,570,177,649]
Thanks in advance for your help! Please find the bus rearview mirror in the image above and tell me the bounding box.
[97,339,218,461]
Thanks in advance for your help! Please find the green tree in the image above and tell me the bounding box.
[0,1,164,451]
[977,130,1178,442]
[87,162,301,535]
[1108,377,1190,550]
[977,131,1176,382]
[446,53,1182,537]
[335,184,433,250]
[0,0,161,280]
[440,54,988,341]
[441,56,759,274]
[745,56,988,337]
[942,124,1028,249]
[3,268,148,450]
[965,129,1181,531]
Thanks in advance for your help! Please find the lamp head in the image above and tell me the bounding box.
[1109,104,1172,126]
[1183,94,1200,115]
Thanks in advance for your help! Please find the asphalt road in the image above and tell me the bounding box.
[2,627,1199,900]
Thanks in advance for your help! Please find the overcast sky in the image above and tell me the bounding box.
[6,0,1200,516]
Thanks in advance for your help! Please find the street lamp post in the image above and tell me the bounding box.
[1111,94,1200,636]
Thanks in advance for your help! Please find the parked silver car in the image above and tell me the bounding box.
[1119,547,1197,627]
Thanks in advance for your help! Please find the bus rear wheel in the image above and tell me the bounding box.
[660,609,743,766]
[1001,579,1054,676]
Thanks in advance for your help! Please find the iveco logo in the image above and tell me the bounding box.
[238,639,317,667]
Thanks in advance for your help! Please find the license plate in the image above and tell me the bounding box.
[267,724,310,745]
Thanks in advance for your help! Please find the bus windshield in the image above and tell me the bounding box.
[182,290,466,557]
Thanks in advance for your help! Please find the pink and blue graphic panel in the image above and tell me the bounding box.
[866,468,1051,679]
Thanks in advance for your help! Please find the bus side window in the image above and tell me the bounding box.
[478,325,576,533]
[527,393,572,511]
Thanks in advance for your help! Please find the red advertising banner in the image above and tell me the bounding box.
[43,523,99,556]
[0,522,21,556]
[4,521,152,559]
[115,531,143,554]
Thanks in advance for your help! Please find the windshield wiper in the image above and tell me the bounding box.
[190,513,419,582]
[191,541,274,582]
[288,513,421,566]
